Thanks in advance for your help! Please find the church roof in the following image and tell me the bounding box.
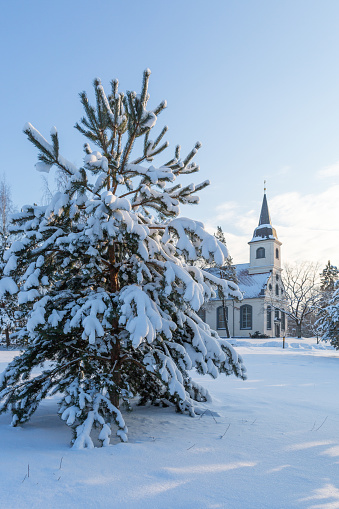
[250,192,278,242]
[235,263,271,298]
[208,263,271,299]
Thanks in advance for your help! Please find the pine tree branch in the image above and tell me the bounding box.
[118,188,141,199]
[117,128,139,184]
[1,358,82,398]
[119,355,163,382]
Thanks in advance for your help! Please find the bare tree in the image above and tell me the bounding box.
[41,168,70,205]
[0,176,16,346]
[0,175,14,237]
[280,262,322,338]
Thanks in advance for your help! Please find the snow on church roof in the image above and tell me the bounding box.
[208,263,271,300]
[235,263,271,299]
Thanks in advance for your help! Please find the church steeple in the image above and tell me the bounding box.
[248,188,282,275]
[251,191,278,241]
[259,193,271,225]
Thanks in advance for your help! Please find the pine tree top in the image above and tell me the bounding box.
[320,260,339,291]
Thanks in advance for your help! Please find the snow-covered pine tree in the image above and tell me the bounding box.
[210,226,239,337]
[317,282,339,349]
[214,226,227,245]
[214,226,238,284]
[0,70,246,448]
[320,261,338,295]
[316,261,339,345]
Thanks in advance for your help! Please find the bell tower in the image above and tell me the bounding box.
[248,187,282,275]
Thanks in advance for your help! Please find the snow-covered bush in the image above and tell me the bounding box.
[0,70,246,448]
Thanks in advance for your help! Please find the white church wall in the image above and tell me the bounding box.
[204,298,267,338]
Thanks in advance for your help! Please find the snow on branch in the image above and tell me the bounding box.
[84,150,109,172]
[127,163,176,185]
[70,292,108,344]
[96,84,116,125]
[162,217,228,265]
[0,277,18,298]
[119,285,170,346]
[155,350,186,401]
[23,123,82,179]
[62,387,128,449]
[202,270,243,300]
[164,261,205,311]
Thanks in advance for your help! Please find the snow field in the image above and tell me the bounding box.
[0,341,338,509]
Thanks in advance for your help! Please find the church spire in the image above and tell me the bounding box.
[251,190,278,241]
[258,192,272,226]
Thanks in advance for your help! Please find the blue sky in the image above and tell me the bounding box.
[2,0,339,266]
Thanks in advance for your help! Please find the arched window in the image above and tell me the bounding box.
[256,247,265,259]
[217,306,228,329]
[240,305,252,330]
[197,308,206,322]
[266,306,272,330]
[276,248,279,259]
[275,284,279,296]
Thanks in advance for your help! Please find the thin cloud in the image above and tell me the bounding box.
[212,185,339,266]
[265,165,291,178]
[317,161,339,179]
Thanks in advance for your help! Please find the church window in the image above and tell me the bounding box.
[240,305,252,330]
[276,248,279,259]
[275,309,280,320]
[217,306,228,329]
[275,284,279,296]
[269,284,272,290]
[197,308,206,322]
[276,274,279,281]
[281,311,285,331]
[256,247,265,259]
[266,306,272,330]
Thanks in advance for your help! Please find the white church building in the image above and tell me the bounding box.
[201,192,287,338]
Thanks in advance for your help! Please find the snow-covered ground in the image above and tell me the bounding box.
[1,338,338,509]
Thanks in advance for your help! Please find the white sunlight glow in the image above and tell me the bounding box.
[212,184,339,266]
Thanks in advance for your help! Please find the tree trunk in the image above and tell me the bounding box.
[222,301,230,338]
[5,328,10,347]
[296,322,302,338]
[108,244,121,409]
[110,341,121,409]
